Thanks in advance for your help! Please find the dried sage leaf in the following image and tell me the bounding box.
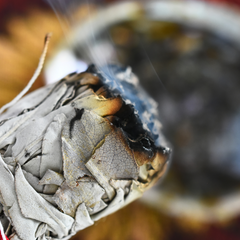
[61,109,112,188]
[0,65,170,240]
[40,114,67,177]
[15,164,74,238]
[22,170,43,192]
[9,202,40,240]
[0,155,15,206]
[92,188,125,221]
[53,180,106,217]
[39,169,64,186]
[72,203,94,233]
[35,223,48,238]
[22,156,41,178]
[86,128,139,180]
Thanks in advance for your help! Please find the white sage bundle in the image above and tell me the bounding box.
[0,63,170,239]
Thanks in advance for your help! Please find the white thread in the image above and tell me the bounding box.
[0,33,52,115]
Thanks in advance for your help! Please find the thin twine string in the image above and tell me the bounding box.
[0,33,52,115]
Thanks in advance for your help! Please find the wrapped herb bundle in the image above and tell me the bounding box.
[0,63,170,239]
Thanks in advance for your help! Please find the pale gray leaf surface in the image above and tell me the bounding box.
[0,155,15,206]
[43,185,59,195]
[92,188,125,221]
[39,194,57,207]
[15,165,74,238]
[22,156,41,178]
[37,235,49,240]
[124,180,144,206]
[71,203,94,233]
[110,179,132,195]
[4,144,13,157]
[61,109,112,188]
[53,180,105,217]
[0,193,9,219]
[11,124,44,166]
[0,110,37,148]
[9,201,40,240]
[54,85,75,109]
[85,160,115,200]
[39,169,64,186]
[12,106,72,166]
[86,128,139,180]
[90,200,107,215]
[22,170,43,192]
[6,164,14,173]
[40,114,67,178]
[29,81,67,118]
[3,157,15,166]
[35,223,48,238]
[0,82,68,149]
[0,83,56,121]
